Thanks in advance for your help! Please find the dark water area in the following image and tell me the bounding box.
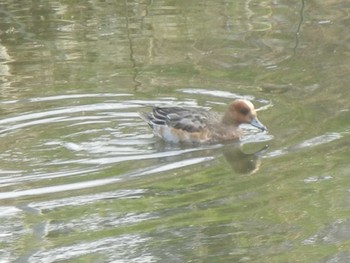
[0,0,350,262]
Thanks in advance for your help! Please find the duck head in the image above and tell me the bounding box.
[223,99,267,131]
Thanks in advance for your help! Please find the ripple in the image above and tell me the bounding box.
[0,93,268,203]
[0,168,100,188]
[28,234,155,263]
[76,149,213,165]
[179,88,255,100]
[0,206,22,217]
[0,177,122,200]
[47,212,158,233]
[0,149,217,200]
[29,189,147,211]
[134,156,215,177]
[0,103,139,128]
[266,132,343,158]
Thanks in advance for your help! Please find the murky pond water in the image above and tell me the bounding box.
[1,0,350,262]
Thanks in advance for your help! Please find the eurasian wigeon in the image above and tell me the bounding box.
[140,99,267,144]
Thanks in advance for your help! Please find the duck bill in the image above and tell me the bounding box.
[250,117,267,131]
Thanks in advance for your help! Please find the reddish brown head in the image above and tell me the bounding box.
[222,99,267,131]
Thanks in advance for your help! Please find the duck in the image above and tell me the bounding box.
[139,99,267,144]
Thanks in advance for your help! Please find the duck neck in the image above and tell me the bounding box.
[221,112,238,126]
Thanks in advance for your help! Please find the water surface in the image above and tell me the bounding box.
[1,0,350,262]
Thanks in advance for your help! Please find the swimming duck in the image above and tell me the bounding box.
[140,99,267,144]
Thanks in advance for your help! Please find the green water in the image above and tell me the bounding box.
[0,0,350,262]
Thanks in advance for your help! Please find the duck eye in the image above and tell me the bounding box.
[239,107,250,115]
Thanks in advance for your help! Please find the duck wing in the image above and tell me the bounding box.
[146,107,210,132]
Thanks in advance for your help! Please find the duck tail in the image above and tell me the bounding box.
[139,112,154,128]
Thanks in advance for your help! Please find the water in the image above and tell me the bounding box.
[1,0,350,262]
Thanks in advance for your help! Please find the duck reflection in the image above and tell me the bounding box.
[148,139,268,175]
[222,144,268,174]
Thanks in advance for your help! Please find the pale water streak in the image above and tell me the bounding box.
[28,235,155,263]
